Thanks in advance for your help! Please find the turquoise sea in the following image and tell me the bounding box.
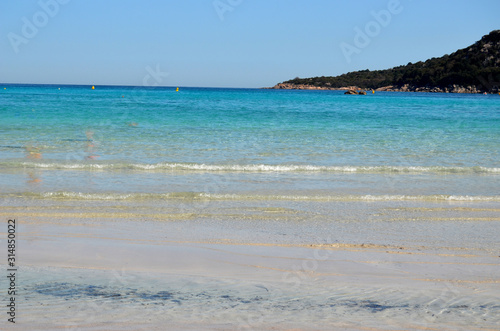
[2,84,500,330]
[1,84,499,200]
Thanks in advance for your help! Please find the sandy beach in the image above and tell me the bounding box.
[2,197,498,330]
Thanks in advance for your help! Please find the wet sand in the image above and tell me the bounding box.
[1,198,499,330]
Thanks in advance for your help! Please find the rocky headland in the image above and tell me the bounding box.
[268,30,500,94]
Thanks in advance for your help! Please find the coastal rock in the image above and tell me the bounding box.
[344,86,361,91]
[269,83,490,94]
[344,89,367,95]
[269,83,365,92]
[375,86,394,92]
[445,85,481,93]
[400,84,411,92]
[373,84,487,94]
[270,83,334,90]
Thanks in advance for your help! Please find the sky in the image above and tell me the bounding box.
[1,0,499,88]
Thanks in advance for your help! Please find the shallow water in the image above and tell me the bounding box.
[12,265,498,330]
[1,85,499,199]
[7,197,500,330]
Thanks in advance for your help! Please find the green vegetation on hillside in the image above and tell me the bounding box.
[283,30,500,92]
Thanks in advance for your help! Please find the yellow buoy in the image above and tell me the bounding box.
[176,87,179,92]
[372,90,375,94]
[92,86,95,90]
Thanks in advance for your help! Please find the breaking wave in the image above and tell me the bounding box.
[5,191,500,202]
[3,161,500,174]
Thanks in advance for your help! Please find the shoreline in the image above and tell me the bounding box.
[266,82,497,94]
[1,82,497,94]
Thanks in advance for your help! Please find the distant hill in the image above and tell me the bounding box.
[270,30,500,93]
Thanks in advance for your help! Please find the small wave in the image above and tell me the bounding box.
[2,161,500,174]
[0,145,25,149]
[6,192,500,202]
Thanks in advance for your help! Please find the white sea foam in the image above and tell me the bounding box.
[5,161,500,174]
[7,191,500,202]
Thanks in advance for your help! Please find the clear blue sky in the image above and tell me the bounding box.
[1,0,499,88]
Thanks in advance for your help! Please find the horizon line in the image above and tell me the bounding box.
[0,83,267,90]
